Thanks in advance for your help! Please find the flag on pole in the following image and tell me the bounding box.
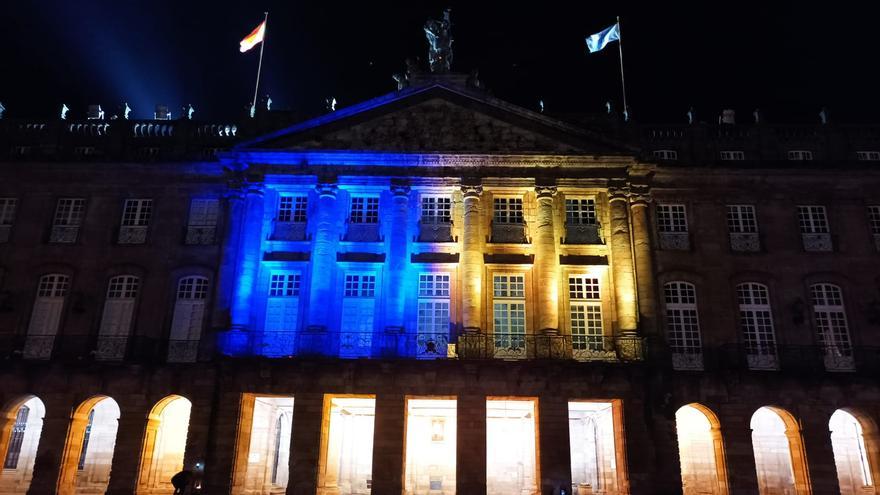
[240,21,266,53]
[585,23,620,53]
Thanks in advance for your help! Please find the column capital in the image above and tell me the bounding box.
[315,182,338,198]
[390,184,411,197]
[461,184,483,198]
[534,185,558,199]
[608,183,630,202]
[629,185,653,206]
[225,180,264,199]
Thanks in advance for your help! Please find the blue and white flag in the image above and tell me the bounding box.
[585,23,620,53]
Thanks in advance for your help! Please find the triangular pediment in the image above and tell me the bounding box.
[237,82,634,155]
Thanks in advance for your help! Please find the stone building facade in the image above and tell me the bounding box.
[1,76,880,495]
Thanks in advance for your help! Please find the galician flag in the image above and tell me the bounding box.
[239,21,266,53]
[585,23,620,53]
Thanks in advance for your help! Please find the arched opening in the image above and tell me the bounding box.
[57,396,121,495]
[486,398,538,495]
[0,396,46,494]
[232,394,294,495]
[136,395,192,494]
[829,409,879,494]
[674,403,729,495]
[750,406,811,495]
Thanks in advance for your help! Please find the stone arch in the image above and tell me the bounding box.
[674,403,729,494]
[136,395,193,494]
[0,395,46,494]
[57,395,121,495]
[750,406,812,495]
[829,408,880,494]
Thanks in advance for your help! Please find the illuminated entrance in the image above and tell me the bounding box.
[56,396,120,495]
[750,406,810,495]
[318,396,376,495]
[136,396,192,494]
[0,396,45,494]
[486,398,538,495]
[829,409,878,495]
[404,398,456,494]
[569,401,623,495]
[232,395,293,494]
[674,404,728,495]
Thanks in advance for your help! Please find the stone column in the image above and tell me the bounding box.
[629,188,658,336]
[534,186,559,334]
[288,393,324,495]
[106,410,150,494]
[27,405,71,494]
[213,193,245,329]
[307,183,339,329]
[385,185,410,330]
[202,390,244,494]
[800,409,836,494]
[456,394,487,495]
[538,395,572,495]
[717,406,760,494]
[460,184,484,334]
[230,184,265,330]
[370,394,405,494]
[608,186,640,358]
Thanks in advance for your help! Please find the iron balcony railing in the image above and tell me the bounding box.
[0,334,205,364]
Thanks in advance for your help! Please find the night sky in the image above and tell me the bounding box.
[1,1,878,123]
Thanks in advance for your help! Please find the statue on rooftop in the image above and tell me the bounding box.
[186,104,195,120]
[424,9,453,73]
[0,101,5,119]
[123,102,131,120]
[60,104,69,120]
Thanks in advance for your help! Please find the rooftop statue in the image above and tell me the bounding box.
[60,103,69,120]
[424,9,453,73]
[0,101,5,119]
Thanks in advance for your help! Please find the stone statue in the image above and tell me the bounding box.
[753,108,762,124]
[686,106,695,125]
[819,107,828,125]
[325,97,337,112]
[123,102,131,120]
[60,103,69,120]
[392,72,408,90]
[538,99,545,113]
[0,101,5,119]
[605,101,612,114]
[466,69,484,90]
[249,102,256,119]
[424,9,453,73]
[266,96,272,111]
[187,104,195,120]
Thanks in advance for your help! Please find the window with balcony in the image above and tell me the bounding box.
[656,204,690,250]
[664,281,703,370]
[49,198,86,244]
[726,204,759,252]
[118,199,152,244]
[418,195,453,242]
[167,276,209,362]
[340,274,376,357]
[810,284,854,371]
[262,272,301,357]
[787,150,814,161]
[868,206,880,251]
[417,273,450,358]
[96,275,139,360]
[653,149,678,161]
[0,198,18,243]
[345,196,380,242]
[737,283,778,370]
[185,198,220,245]
[491,196,526,243]
[856,151,880,161]
[273,195,308,241]
[798,205,832,252]
[24,274,69,360]
[564,198,600,244]
[493,274,527,359]
[719,150,745,161]
[569,275,612,361]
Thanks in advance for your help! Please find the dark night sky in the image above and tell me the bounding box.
[1,1,878,123]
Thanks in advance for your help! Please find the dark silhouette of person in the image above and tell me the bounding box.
[171,469,193,494]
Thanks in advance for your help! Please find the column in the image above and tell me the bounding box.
[182,395,214,492]
[460,184,483,333]
[307,183,339,329]
[202,391,244,494]
[288,393,323,495]
[106,410,150,494]
[230,184,265,330]
[370,394,405,494]
[716,406,760,494]
[534,186,559,334]
[456,394,487,495]
[629,188,658,336]
[213,193,245,329]
[385,185,410,330]
[608,185,640,359]
[800,408,837,494]
[26,405,71,494]
[538,395,572,495]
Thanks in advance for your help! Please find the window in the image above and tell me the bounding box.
[726,205,758,233]
[664,282,702,356]
[810,284,852,355]
[418,273,450,298]
[565,198,597,226]
[420,196,452,224]
[868,206,880,235]
[856,151,880,161]
[263,272,301,356]
[53,198,86,226]
[188,199,219,227]
[737,283,777,362]
[26,274,70,359]
[493,274,527,357]
[653,149,678,160]
[278,196,307,223]
[656,204,688,233]
[344,274,376,297]
[349,197,379,224]
[720,150,745,161]
[121,199,152,227]
[169,277,210,362]
[798,206,829,233]
[3,405,29,469]
[97,275,139,360]
[0,198,17,225]
[417,274,450,336]
[787,150,814,161]
[77,409,95,470]
[269,273,301,297]
[569,276,603,351]
[493,197,524,224]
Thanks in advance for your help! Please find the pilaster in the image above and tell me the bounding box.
[230,184,265,330]
[460,183,484,333]
[629,185,658,336]
[534,185,559,335]
[370,394,406,494]
[607,184,639,336]
[307,183,339,329]
[385,184,410,330]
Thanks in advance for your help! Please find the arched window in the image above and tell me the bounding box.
[96,275,139,361]
[0,396,46,493]
[737,283,778,370]
[829,410,877,494]
[59,397,121,494]
[136,396,192,493]
[168,276,209,362]
[24,274,69,360]
[675,404,728,495]
[810,283,854,371]
[664,282,703,370]
[750,407,811,495]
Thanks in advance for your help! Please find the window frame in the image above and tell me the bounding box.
[53,198,86,227]
[493,196,524,225]
[663,281,703,354]
[0,198,18,226]
[420,195,452,225]
[719,150,745,161]
[187,198,220,228]
[787,150,814,161]
[349,196,379,224]
[726,204,758,234]
[797,205,830,234]
[120,198,153,227]
[565,197,597,226]
[277,195,308,224]
[656,204,689,233]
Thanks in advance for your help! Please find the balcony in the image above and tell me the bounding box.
[166,339,202,363]
[22,334,56,360]
[417,221,454,243]
[343,222,381,242]
[49,225,80,244]
[671,349,704,371]
[270,221,307,242]
[658,232,690,250]
[564,224,602,245]
[729,232,760,252]
[802,232,832,252]
[185,225,217,245]
[490,221,528,244]
[118,225,148,244]
[95,336,129,361]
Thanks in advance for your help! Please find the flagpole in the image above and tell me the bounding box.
[616,15,629,118]
[251,11,269,114]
